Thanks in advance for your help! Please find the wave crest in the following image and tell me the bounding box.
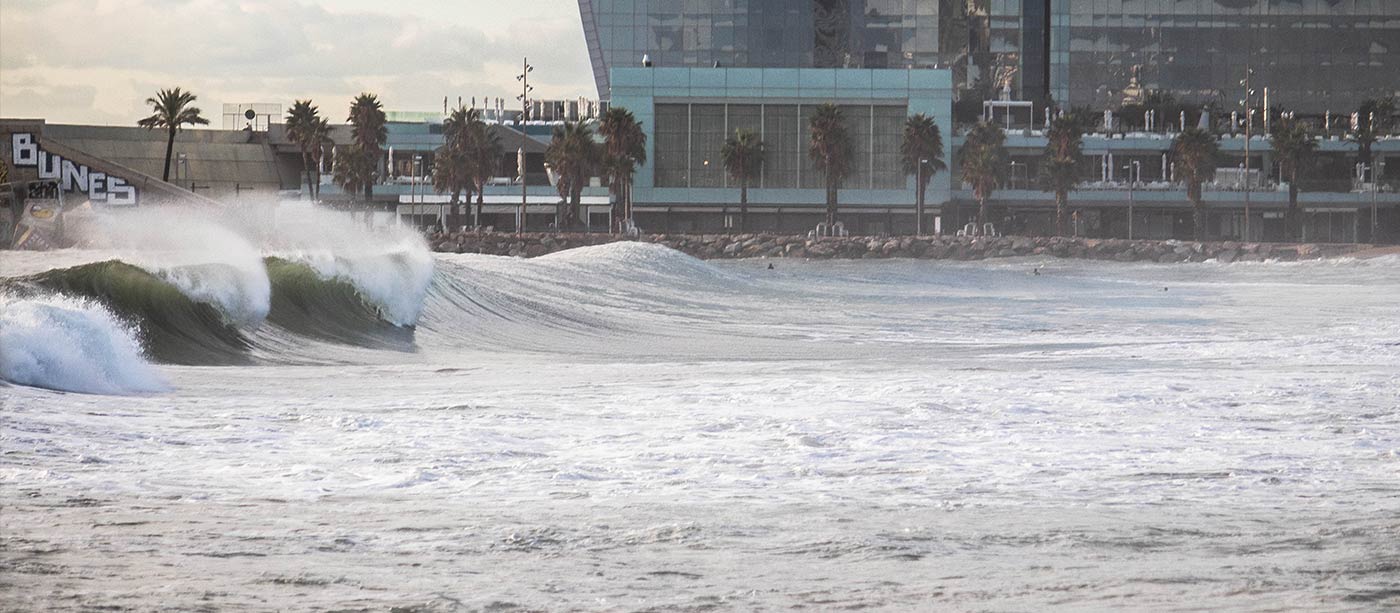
[0,293,168,395]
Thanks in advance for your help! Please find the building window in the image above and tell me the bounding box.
[655,104,689,187]
[653,101,912,191]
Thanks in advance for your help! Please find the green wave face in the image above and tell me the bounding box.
[263,257,415,351]
[11,261,252,366]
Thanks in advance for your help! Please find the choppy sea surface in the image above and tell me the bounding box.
[3,238,1399,611]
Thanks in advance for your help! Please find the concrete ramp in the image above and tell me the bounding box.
[4,119,221,209]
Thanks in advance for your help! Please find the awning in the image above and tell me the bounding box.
[399,194,610,205]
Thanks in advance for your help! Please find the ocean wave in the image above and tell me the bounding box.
[7,261,254,365]
[263,257,416,350]
[270,248,433,327]
[0,293,168,395]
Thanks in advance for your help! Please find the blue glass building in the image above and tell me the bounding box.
[580,1,1397,112]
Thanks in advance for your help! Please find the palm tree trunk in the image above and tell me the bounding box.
[365,151,375,202]
[826,181,837,227]
[476,189,485,229]
[1190,184,1206,241]
[740,180,748,233]
[610,179,621,233]
[1055,190,1068,237]
[163,128,176,182]
[915,181,925,236]
[1287,174,1300,242]
[570,183,583,230]
[302,151,314,200]
[978,191,989,229]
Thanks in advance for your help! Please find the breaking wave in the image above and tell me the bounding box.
[0,293,169,395]
[10,260,255,366]
[264,257,417,349]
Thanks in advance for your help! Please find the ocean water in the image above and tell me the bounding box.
[2,227,1399,611]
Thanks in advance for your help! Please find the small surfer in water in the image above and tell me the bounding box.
[1033,267,1041,276]
[767,263,775,270]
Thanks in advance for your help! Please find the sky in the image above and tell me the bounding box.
[0,0,595,126]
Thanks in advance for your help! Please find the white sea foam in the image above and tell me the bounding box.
[0,293,167,394]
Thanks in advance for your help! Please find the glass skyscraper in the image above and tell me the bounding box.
[578,0,1038,100]
[579,1,1396,112]
[1049,0,1398,113]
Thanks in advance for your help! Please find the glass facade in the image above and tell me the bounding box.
[583,1,1397,113]
[1048,0,1399,113]
[580,0,1021,98]
[653,102,908,190]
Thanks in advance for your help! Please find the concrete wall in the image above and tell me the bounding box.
[2,119,217,207]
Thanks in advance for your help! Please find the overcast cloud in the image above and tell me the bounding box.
[0,0,594,125]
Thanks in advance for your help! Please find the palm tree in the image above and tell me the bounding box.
[808,104,853,228]
[1171,127,1219,241]
[1271,115,1316,242]
[347,93,387,201]
[958,121,1008,231]
[1354,97,1396,168]
[306,117,332,202]
[137,87,209,182]
[720,129,765,233]
[599,107,648,232]
[333,145,375,205]
[285,100,326,200]
[544,121,599,230]
[900,114,947,235]
[1039,116,1084,236]
[434,107,475,210]
[468,117,502,225]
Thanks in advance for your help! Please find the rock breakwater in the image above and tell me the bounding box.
[428,231,1369,263]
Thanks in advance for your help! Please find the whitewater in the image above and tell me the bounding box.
[2,214,1398,611]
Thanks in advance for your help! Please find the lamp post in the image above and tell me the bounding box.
[1360,161,1385,243]
[916,158,929,236]
[413,154,423,230]
[1240,66,1255,242]
[1374,164,1380,243]
[1124,161,1141,240]
[517,57,534,235]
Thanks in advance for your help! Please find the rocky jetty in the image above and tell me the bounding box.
[427,231,1369,263]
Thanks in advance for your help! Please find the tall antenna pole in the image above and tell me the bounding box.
[1241,63,1253,243]
[516,57,534,235]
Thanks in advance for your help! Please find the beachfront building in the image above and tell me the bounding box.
[579,1,1397,114]
[613,66,953,234]
[575,0,1399,241]
[579,0,1042,102]
[1047,1,1398,114]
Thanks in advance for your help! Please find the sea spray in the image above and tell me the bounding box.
[71,206,272,326]
[0,293,168,394]
[260,202,433,326]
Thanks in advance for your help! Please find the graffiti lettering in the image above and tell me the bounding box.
[10,133,138,206]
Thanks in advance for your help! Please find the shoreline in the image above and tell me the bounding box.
[427,231,1377,263]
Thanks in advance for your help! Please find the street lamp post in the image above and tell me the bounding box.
[916,158,929,235]
[1374,165,1380,243]
[1361,161,1385,243]
[1124,161,1141,240]
[413,154,423,230]
[517,57,534,235]
[1240,66,1255,242]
